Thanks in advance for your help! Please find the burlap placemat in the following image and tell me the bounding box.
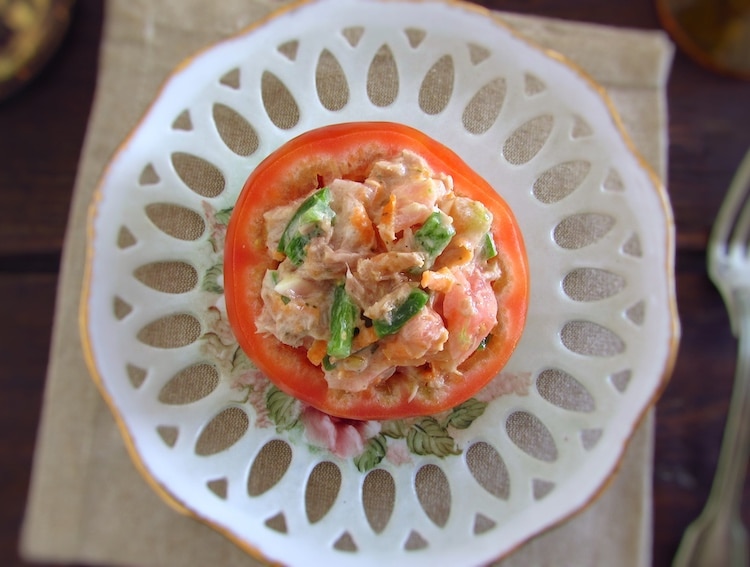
[20,1,673,565]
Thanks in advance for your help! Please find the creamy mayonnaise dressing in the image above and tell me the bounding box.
[257,150,502,394]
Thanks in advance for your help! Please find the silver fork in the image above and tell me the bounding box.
[673,148,750,567]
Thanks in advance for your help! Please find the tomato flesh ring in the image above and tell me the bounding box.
[224,122,528,420]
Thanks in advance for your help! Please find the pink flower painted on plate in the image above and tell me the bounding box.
[301,406,381,459]
[232,370,272,428]
[385,442,412,466]
[200,306,238,372]
[475,371,533,402]
[205,305,235,344]
[202,201,229,254]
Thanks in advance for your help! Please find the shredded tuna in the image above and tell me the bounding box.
[258,150,503,394]
[357,252,424,282]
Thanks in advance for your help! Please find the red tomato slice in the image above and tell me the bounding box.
[224,122,528,420]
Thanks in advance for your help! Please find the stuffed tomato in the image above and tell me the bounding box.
[224,122,528,420]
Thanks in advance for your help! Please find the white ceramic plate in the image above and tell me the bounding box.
[82,1,679,565]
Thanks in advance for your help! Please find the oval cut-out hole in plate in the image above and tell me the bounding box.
[503,114,554,165]
[554,213,616,250]
[126,363,147,388]
[419,55,454,115]
[415,464,451,527]
[145,202,206,241]
[334,532,358,552]
[305,461,342,524]
[158,363,219,405]
[156,425,178,447]
[466,441,510,499]
[362,468,395,533]
[561,320,625,357]
[368,44,399,107]
[113,296,132,320]
[136,313,201,348]
[532,160,591,204]
[195,406,249,456]
[261,71,300,130]
[133,261,198,294]
[171,152,226,198]
[462,77,505,134]
[474,513,497,535]
[248,439,292,496]
[265,512,288,534]
[316,49,349,111]
[536,368,595,413]
[212,103,260,156]
[563,267,626,302]
[506,411,558,462]
[404,530,428,551]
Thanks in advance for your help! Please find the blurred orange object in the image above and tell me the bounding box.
[656,0,750,79]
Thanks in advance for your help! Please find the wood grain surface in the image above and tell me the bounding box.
[1,1,749,566]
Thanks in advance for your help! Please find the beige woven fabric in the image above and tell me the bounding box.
[20,1,673,565]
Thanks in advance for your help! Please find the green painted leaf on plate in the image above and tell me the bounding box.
[231,346,254,373]
[407,417,461,457]
[354,434,388,472]
[445,398,488,430]
[266,386,299,431]
[202,263,224,293]
[381,419,409,439]
[214,207,234,225]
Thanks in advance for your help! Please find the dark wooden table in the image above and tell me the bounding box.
[2,1,749,566]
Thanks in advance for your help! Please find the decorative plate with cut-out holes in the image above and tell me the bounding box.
[82,0,679,565]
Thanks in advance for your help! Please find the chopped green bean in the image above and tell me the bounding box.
[278,187,335,265]
[481,232,498,260]
[415,211,455,262]
[268,270,291,304]
[327,284,359,359]
[373,288,430,337]
[322,355,336,371]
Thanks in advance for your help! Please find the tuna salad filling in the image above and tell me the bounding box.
[256,150,503,395]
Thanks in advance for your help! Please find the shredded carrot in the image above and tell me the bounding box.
[306,339,328,366]
[421,267,456,293]
[350,206,376,244]
[378,193,397,241]
[352,325,378,352]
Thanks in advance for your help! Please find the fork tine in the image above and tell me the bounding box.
[729,176,750,256]
[710,148,750,256]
